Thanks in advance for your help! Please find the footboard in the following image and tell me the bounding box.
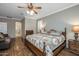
[25,39,66,56]
[25,39,45,56]
[53,40,66,56]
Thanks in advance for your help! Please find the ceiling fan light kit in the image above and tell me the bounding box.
[26,10,34,15]
[30,10,34,15]
[26,10,30,14]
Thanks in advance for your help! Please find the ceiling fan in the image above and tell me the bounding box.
[17,3,42,15]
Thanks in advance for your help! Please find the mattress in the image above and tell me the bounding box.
[26,33,65,56]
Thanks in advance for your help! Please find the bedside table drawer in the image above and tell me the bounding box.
[69,41,76,44]
[70,45,76,49]
[76,42,79,45]
[69,43,75,46]
[68,40,76,49]
[68,39,79,55]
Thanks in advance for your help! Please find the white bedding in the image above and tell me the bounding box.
[26,33,65,56]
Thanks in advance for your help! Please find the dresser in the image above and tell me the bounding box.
[68,39,79,55]
[26,30,33,36]
[22,30,33,43]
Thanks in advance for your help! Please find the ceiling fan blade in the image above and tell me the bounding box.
[17,6,25,8]
[27,3,33,9]
[35,7,42,9]
[6,16,12,18]
[33,10,38,14]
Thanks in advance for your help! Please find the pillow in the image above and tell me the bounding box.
[0,33,4,39]
[49,31,61,36]
[0,33,4,42]
[47,29,62,36]
[5,38,10,43]
[41,32,47,34]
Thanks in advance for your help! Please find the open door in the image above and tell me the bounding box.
[15,22,22,37]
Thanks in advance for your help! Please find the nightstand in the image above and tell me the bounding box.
[68,39,79,55]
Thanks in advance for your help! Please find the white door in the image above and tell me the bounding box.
[15,22,22,37]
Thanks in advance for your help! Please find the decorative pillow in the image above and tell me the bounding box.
[5,38,10,43]
[0,33,4,38]
[0,33,4,42]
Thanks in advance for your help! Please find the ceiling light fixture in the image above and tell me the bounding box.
[26,10,34,15]
[30,10,34,15]
[26,10,30,14]
[18,3,42,15]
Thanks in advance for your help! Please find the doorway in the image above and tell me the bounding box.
[15,22,22,37]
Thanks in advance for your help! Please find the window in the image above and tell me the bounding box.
[0,22,7,34]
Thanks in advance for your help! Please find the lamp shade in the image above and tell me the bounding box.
[72,25,79,33]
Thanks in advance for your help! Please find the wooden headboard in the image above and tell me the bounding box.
[26,30,33,36]
[48,28,67,40]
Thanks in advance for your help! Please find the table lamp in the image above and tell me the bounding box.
[72,25,79,41]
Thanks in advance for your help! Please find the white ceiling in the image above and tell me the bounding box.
[0,3,78,20]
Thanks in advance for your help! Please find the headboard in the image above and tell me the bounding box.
[48,28,67,40]
[26,30,33,36]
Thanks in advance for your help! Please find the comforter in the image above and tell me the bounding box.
[26,33,65,56]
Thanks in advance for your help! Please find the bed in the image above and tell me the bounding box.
[25,28,66,56]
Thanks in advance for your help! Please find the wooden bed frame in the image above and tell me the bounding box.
[25,28,67,56]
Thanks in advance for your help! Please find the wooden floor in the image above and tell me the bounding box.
[0,37,77,56]
[0,37,33,56]
[57,49,76,56]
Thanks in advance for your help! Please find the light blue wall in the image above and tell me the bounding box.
[38,4,79,47]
